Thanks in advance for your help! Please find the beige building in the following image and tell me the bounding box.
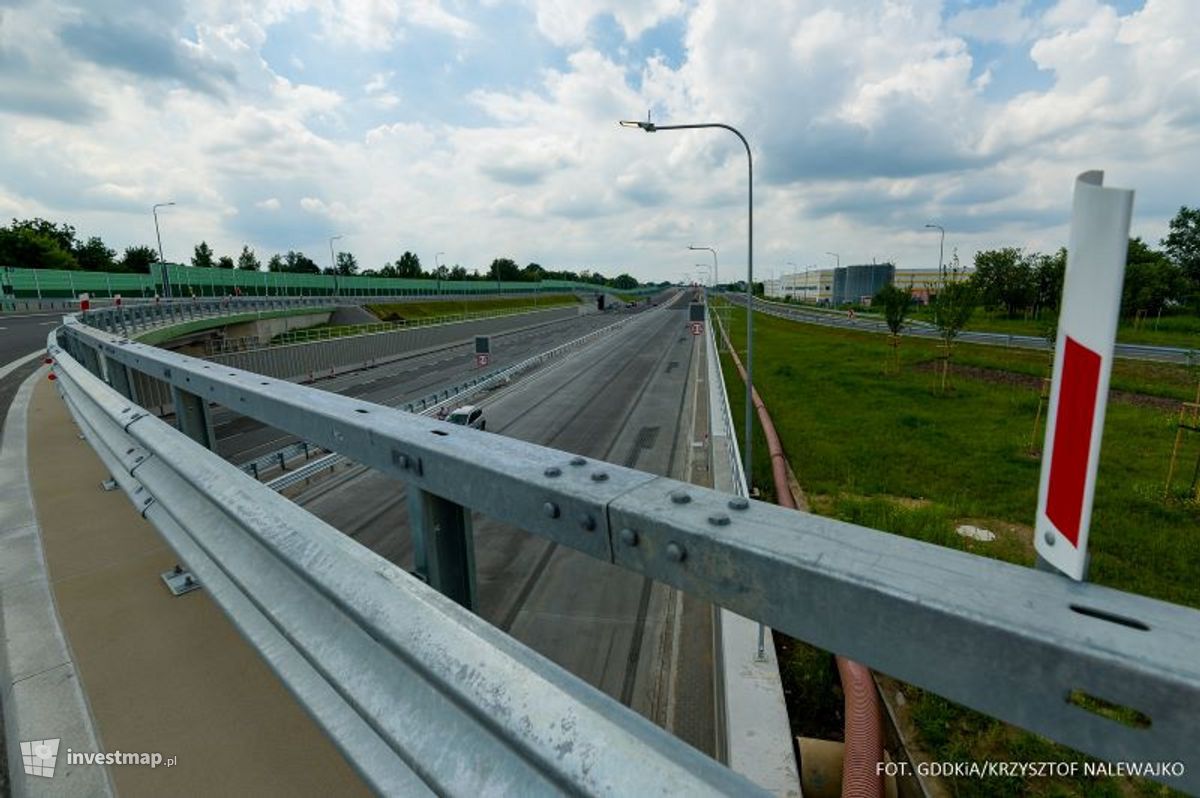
[893,268,973,303]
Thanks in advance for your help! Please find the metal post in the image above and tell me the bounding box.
[171,386,216,450]
[104,355,138,402]
[406,488,477,610]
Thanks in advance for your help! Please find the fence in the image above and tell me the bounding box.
[1,264,664,300]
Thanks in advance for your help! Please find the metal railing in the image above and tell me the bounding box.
[731,295,1197,364]
[43,303,1200,794]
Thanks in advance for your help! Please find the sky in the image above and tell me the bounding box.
[0,0,1196,282]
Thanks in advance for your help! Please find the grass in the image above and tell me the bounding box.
[711,299,1197,797]
[910,306,1200,349]
[367,294,578,322]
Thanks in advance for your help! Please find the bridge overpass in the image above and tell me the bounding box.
[1,293,1198,795]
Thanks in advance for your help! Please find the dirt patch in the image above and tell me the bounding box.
[914,359,1179,410]
[955,516,1035,559]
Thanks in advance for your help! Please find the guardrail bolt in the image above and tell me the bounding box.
[670,490,691,505]
[543,502,560,519]
[1043,531,1055,546]
[543,466,561,478]
[619,528,638,546]
[727,497,749,511]
[708,512,730,527]
[570,456,586,466]
[590,471,608,482]
[578,514,596,531]
[666,542,687,563]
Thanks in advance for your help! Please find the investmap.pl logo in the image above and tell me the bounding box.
[21,738,60,778]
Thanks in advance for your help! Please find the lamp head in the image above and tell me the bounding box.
[618,120,656,132]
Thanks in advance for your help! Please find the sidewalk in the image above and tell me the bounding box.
[18,373,370,797]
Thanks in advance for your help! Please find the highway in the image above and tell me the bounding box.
[212,306,633,464]
[0,310,65,440]
[231,291,720,754]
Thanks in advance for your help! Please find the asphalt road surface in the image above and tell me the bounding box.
[274,292,719,755]
[0,310,63,442]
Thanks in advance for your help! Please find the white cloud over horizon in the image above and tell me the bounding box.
[0,0,1196,282]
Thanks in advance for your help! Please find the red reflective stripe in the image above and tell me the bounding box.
[1046,336,1102,546]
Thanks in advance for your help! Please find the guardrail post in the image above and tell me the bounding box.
[103,354,139,402]
[171,386,216,449]
[406,488,477,610]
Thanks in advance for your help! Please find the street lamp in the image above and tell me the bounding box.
[152,202,175,298]
[620,117,755,489]
[435,251,446,296]
[329,234,343,297]
[689,244,718,287]
[826,251,840,269]
[925,223,945,280]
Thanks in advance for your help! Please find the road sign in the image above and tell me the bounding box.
[1035,171,1134,580]
[476,353,490,368]
[691,322,703,336]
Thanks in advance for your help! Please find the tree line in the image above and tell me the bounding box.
[0,217,649,290]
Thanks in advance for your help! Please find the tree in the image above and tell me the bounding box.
[378,262,398,278]
[971,247,1032,317]
[1031,249,1066,315]
[874,283,912,372]
[335,251,358,276]
[1162,206,1200,288]
[120,246,159,274]
[929,280,977,394]
[192,241,214,269]
[611,273,639,290]
[0,219,79,270]
[237,245,261,271]
[74,236,116,272]
[284,250,319,274]
[395,251,423,278]
[521,262,545,282]
[216,255,235,269]
[266,253,284,272]
[488,257,520,282]
[450,265,468,280]
[1122,238,1185,317]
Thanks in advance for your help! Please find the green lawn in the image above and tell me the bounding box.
[712,300,1196,797]
[367,293,579,321]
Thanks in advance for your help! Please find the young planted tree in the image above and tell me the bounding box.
[191,241,214,269]
[874,283,912,372]
[928,280,977,394]
[237,245,261,271]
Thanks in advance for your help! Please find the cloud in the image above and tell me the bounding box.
[947,0,1034,45]
[60,19,237,96]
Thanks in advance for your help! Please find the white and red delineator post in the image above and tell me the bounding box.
[1034,171,1134,580]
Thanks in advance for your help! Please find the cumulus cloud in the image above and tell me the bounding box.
[0,0,1195,281]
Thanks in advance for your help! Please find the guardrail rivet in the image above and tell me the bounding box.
[619,527,638,546]
[727,497,750,511]
[670,490,691,505]
[666,542,687,563]
[543,466,561,478]
[543,502,560,519]
[578,514,596,531]
[570,456,586,466]
[708,512,730,526]
[591,471,608,482]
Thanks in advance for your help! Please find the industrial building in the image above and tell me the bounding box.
[765,264,973,305]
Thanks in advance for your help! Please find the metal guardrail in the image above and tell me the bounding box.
[733,295,1198,364]
[238,441,318,480]
[45,303,1200,793]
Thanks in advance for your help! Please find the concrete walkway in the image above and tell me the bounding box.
[14,374,369,797]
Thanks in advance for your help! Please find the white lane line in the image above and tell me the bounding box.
[40,321,58,326]
[0,350,44,382]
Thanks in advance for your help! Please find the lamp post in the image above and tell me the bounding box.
[620,118,755,488]
[153,202,175,298]
[786,261,797,301]
[925,223,945,280]
[826,251,840,269]
[435,251,445,296]
[329,234,343,297]
[689,245,718,288]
